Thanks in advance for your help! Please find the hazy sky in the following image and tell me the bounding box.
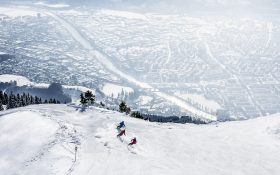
[1,0,279,14]
[54,0,280,13]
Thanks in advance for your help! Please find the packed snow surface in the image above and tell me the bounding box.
[0,105,280,175]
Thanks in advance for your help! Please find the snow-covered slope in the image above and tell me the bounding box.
[0,74,94,93]
[0,105,280,175]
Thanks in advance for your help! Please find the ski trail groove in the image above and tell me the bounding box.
[24,109,82,175]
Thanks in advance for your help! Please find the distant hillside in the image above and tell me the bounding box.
[0,74,96,103]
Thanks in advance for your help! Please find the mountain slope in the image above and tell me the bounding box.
[0,105,280,175]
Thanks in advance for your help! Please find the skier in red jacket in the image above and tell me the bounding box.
[117,129,126,137]
[128,137,137,146]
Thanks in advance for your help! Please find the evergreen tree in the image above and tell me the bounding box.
[35,96,39,104]
[30,96,34,104]
[44,99,48,104]
[80,93,87,105]
[126,107,131,115]
[21,93,27,106]
[53,98,57,104]
[27,93,31,105]
[125,107,131,115]
[119,101,127,113]
[49,98,53,104]
[16,93,21,107]
[130,111,143,119]
[84,90,95,104]
[3,93,8,105]
[20,95,25,107]
[0,102,3,111]
[0,91,4,103]
[7,92,16,109]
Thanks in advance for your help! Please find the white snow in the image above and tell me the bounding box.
[0,74,32,86]
[63,85,95,93]
[0,110,58,174]
[0,105,280,175]
[0,74,94,93]
[102,83,133,98]
[0,7,39,18]
[98,9,147,20]
[34,2,70,8]
[139,95,153,105]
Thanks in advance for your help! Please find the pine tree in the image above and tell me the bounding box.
[119,101,127,113]
[0,102,4,111]
[16,93,21,107]
[84,90,95,105]
[0,91,4,104]
[20,95,25,107]
[3,93,8,105]
[53,98,57,104]
[44,99,48,104]
[30,96,34,104]
[49,98,53,104]
[130,111,143,119]
[35,96,39,104]
[7,92,16,109]
[126,107,131,115]
[80,93,86,105]
[21,93,26,106]
[27,93,31,105]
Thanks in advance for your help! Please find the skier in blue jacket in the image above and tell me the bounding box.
[117,121,125,129]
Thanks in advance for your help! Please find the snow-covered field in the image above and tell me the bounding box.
[34,2,70,8]
[1,105,280,175]
[0,74,94,93]
[102,83,134,98]
[0,74,32,86]
[0,6,40,18]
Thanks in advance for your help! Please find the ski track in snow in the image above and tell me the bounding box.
[45,11,216,121]
[24,109,82,174]
[0,107,83,175]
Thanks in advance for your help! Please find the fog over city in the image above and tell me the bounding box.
[1,0,280,120]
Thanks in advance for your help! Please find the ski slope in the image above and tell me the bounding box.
[1,105,280,175]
